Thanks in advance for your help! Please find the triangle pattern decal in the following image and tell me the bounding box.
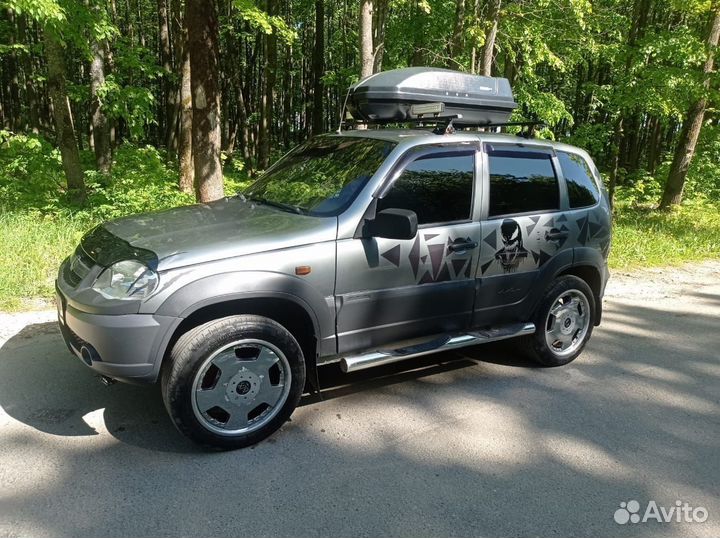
[538,250,553,267]
[483,230,497,249]
[452,258,467,276]
[380,244,401,267]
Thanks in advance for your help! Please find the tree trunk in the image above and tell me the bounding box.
[178,10,194,194]
[449,0,465,66]
[45,31,85,202]
[160,0,180,157]
[359,0,374,79]
[89,4,111,175]
[480,0,501,76]
[372,0,388,72]
[311,0,325,136]
[258,0,277,170]
[18,15,40,133]
[607,118,623,210]
[186,0,223,202]
[660,5,720,209]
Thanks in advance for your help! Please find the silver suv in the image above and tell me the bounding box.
[56,129,611,449]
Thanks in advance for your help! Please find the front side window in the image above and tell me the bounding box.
[244,137,395,217]
[377,151,474,225]
[487,148,559,217]
[558,151,600,208]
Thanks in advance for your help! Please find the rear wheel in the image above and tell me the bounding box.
[526,276,595,366]
[161,315,305,449]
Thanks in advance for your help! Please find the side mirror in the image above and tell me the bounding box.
[366,208,418,240]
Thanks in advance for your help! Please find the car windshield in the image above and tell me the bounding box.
[243,137,396,217]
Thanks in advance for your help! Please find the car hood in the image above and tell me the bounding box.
[97,197,337,270]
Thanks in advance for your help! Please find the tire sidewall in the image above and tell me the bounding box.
[162,315,305,449]
[531,276,596,367]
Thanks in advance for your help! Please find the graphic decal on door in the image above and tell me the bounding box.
[379,233,473,284]
[494,219,528,272]
[479,214,567,275]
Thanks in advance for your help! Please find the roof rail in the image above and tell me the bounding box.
[340,116,546,138]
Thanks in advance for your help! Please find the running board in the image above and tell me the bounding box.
[340,322,536,373]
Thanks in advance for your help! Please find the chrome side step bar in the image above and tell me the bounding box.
[340,322,536,373]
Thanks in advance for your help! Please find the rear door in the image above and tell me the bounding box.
[335,145,482,354]
[473,142,572,324]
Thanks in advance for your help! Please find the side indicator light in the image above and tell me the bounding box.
[295,266,312,276]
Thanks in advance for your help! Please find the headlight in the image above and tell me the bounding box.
[92,260,159,300]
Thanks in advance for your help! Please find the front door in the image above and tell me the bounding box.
[335,146,482,354]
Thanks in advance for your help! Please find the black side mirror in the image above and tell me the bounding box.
[366,208,418,240]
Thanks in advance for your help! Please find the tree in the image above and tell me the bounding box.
[258,0,277,171]
[44,28,85,202]
[449,0,464,66]
[177,1,193,194]
[479,0,500,76]
[186,0,223,202]
[311,0,325,136]
[660,5,720,209]
[89,1,111,175]
[359,0,373,79]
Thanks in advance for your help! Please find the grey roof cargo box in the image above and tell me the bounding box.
[346,67,517,126]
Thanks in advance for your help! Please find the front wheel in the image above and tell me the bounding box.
[161,315,305,450]
[526,275,595,367]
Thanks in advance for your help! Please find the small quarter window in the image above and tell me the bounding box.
[558,151,600,208]
[378,151,474,225]
[487,149,559,216]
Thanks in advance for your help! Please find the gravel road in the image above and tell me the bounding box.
[1,261,719,538]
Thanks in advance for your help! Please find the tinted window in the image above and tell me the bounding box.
[487,149,559,216]
[378,152,474,225]
[558,151,600,208]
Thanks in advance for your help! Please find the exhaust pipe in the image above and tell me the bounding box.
[97,375,116,387]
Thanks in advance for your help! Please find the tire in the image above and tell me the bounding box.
[525,275,596,367]
[161,315,305,450]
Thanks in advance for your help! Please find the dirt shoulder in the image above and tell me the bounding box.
[605,260,720,300]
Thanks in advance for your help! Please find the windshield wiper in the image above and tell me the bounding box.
[245,196,307,215]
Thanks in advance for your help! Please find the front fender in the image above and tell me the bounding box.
[153,271,335,346]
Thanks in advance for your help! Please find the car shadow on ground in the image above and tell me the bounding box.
[0,321,527,453]
[1,297,719,537]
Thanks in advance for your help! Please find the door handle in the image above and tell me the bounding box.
[545,228,569,241]
[448,240,478,253]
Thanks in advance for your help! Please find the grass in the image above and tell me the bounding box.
[610,200,720,270]
[0,212,91,310]
[1,132,718,310]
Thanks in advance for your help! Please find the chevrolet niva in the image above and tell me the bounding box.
[56,68,611,449]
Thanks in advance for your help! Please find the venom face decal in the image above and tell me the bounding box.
[495,218,528,272]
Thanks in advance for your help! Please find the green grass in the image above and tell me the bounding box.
[0,212,91,310]
[610,200,720,270]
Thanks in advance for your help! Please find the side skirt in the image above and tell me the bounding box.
[328,322,535,373]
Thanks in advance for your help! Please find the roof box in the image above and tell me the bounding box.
[346,67,517,126]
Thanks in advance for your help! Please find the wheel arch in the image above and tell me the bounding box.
[556,264,604,325]
[152,271,336,389]
[160,294,323,391]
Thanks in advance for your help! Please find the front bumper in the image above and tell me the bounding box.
[56,284,179,384]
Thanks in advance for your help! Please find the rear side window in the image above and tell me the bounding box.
[558,151,600,208]
[378,151,474,225]
[487,149,559,217]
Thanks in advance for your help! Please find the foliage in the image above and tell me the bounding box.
[611,197,720,269]
[2,0,720,308]
[0,133,249,309]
